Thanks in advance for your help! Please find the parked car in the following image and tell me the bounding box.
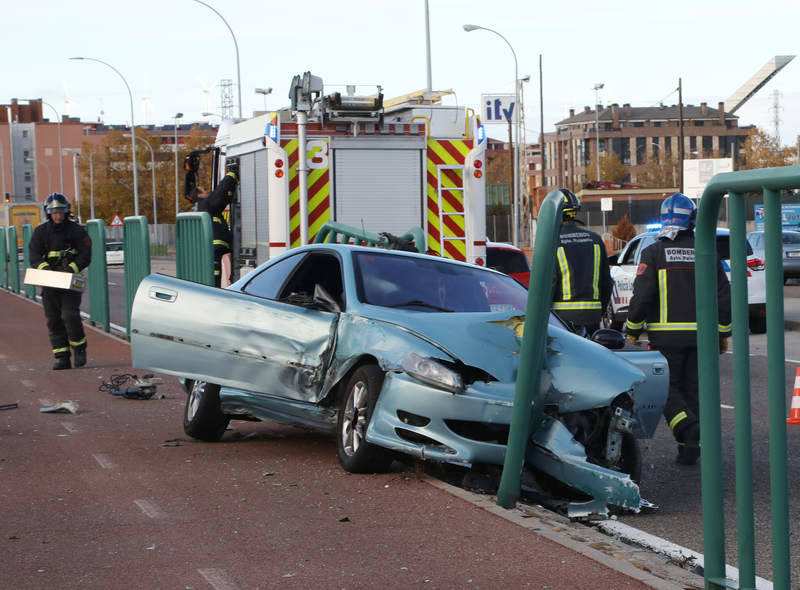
[105,242,124,266]
[486,241,531,287]
[746,230,800,284]
[607,228,767,333]
[131,244,668,514]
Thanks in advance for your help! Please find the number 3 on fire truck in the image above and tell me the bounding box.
[307,140,328,169]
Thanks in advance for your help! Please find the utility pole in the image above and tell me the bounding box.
[678,78,684,194]
[539,54,545,206]
[508,118,515,243]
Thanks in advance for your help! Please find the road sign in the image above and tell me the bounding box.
[683,158,733,199]
[111,214,123,227]
[480,94,518,124]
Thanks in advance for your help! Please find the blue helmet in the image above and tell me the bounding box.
[660,193,696,229]
[44,192,70,219]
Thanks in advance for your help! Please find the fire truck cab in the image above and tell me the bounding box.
[213,72,488,277]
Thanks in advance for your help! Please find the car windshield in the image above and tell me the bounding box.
[783,232,800,245]
[487,247,530,274]
[353,251,529,313]
[106,243,123,251]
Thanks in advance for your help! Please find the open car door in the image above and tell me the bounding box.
[130,274,338,403]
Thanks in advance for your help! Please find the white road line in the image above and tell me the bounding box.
[21,379,35,388]
[134,499,167,519]
[725,351,800,364]
[61,422,78,433]
[720,404,735,409]
[92,453,115,469]
[598,521,773,590]
[197,568,240,590]
[108,282,118,286]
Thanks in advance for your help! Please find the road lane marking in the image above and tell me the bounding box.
[134,499,167,519]
[720,404,734,409]
[21,379,35,388]
[92,454,116,469]
[197,569,240,590]
[61,422,78,433]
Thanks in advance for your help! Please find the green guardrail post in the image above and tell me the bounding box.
[496,189,562,508]
[22,224,34,299]
[697,165,799,590]
[7,226,19,294]
[0,227,7,289]
[728,190,756,590]
[87,220,110,332]
[314,221,426,253]
[124,216,151,340]
[175,212,214,286]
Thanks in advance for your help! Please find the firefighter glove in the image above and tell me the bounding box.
[719,337,729,355]
[626,334,639,346]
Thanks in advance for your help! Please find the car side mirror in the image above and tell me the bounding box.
[312,284,341,313]
[591,328,625,350]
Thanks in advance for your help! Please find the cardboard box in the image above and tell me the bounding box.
[24,268,86,292]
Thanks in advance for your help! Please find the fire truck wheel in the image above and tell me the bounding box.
[184,380,229,442]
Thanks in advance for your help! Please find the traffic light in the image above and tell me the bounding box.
[4,192,9,203]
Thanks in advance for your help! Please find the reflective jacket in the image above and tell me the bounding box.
[552,221,612,325]
[624,229,731,347]
[196,172,237,252]
[29,218,92,275]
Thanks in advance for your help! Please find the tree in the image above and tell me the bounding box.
[612,214,637,243]
[634,153,679,188]
[586,152,628,184]
[738,128,796,170]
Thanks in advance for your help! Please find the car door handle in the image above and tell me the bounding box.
[149,287,177,303]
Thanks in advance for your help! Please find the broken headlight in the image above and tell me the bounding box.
[401,352,464,393]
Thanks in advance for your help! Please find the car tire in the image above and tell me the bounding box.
[336,365,393,473]
[750,316,767,334]
[184,380,229,442]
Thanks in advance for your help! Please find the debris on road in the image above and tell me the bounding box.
[40,401,79,414]
[99,373,163,400]
[1,402,19,411]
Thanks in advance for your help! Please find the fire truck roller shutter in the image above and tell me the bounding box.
[333,141,424,238]
[237,150,270,264]
[253,149,269,263]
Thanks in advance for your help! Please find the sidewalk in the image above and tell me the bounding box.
[1,288,703,589]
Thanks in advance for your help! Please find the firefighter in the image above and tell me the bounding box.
[29,193,92,370]
[194,160,239,287]
[552,188,612,335]
[624,193,731,465]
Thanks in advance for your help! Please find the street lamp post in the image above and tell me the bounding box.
[255,88,272,112]
[70,57,139,216]
[63,148,82,222]
[174,112,183,219]
[125,134,157,224]
[463,23,521,246]
[593,83,604,183]
[41,100,64,193]
[193,1,242,120]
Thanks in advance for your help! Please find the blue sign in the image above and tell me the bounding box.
[754,204,800,231]
[265,122,278,142]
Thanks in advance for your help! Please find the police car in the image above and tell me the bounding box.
[607,227,766,333]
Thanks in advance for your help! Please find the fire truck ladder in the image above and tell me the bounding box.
[436,164,467,260]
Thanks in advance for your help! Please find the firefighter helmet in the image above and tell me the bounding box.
[660,193,696,229]
[559,188,580,219]
[44,192,71,218]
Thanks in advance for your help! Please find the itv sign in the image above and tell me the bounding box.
[480,94,518,124]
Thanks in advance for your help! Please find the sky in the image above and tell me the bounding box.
[4,0,799,148]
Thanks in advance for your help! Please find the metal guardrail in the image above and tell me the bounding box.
[175,212,214,286]
[22,224,34,299]
[696,165,799,590]
[87,220,110,332]
[313,221,426,253]
[123,216,151,340]
[7,226,19,294]
[497,189,563,507]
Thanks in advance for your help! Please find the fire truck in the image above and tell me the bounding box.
[204,72,488,278]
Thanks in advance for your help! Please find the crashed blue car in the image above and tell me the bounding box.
[131,244,667,513]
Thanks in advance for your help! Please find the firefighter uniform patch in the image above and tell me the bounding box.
[636,263,647,276]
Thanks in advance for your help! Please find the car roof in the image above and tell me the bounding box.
[486,241,523,253]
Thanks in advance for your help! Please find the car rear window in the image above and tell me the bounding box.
[487,248,530,274]
[783,232,800,245]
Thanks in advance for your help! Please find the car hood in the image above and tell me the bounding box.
[361,309,645,394]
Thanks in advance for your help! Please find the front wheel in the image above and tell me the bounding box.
[335,365,393,473]
[184,381,229,442]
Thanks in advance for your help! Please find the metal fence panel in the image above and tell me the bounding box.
[87,220,110,332]
[22,224,34,299]
[175,212,214,286]
[7,227,19,294]
[123,216,151,340]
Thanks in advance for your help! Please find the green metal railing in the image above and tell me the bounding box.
[0,227,7,289]
[497,189,562,507]
[87,220,110,332]
[22,224,34,299]
[175,212,214,286]
[313,221,426,253]
[7,227,19,294]
[696,165,799,590]
[123,216,151,340]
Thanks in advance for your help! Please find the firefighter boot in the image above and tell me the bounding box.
[52,355,71,371]
[73,345,87,368]
[676,422,701,466]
